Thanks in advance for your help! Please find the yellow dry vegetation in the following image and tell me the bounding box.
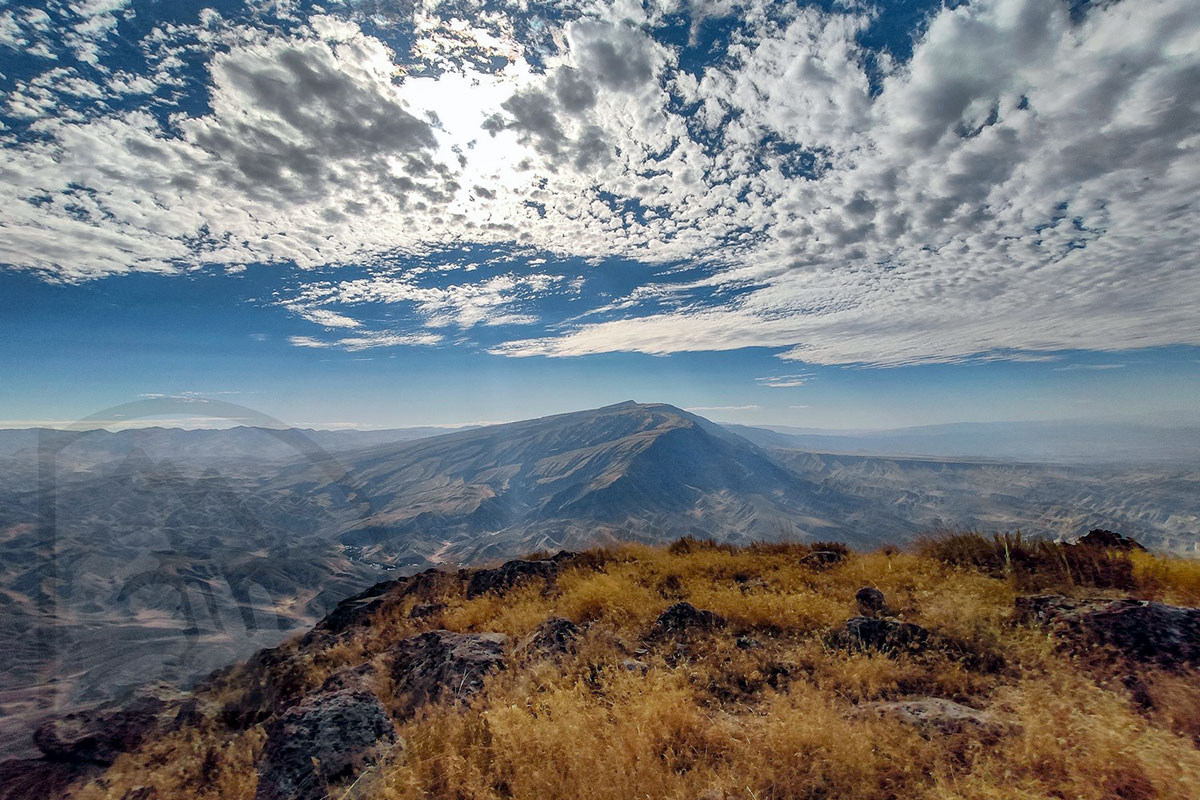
[78,536,1200,800]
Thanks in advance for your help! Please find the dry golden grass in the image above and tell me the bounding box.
[77,536,1200,800]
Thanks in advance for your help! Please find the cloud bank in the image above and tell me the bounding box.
[1,0,1198,365]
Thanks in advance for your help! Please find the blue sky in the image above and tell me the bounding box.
[1,0,1198,430]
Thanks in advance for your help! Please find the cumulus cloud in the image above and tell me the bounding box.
[2,0,1199,366]
[284,272,562,332]
[285,306,362,328]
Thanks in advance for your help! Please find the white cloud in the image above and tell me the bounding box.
[284,272,562,333]
[756,373,810,388]
[288,332,442,351]
[2,0,1199,366]
[286,306,362,328]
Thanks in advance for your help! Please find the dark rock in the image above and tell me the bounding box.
[517,617,581,658]
[316,569,459,636]
[832,617,1003,671]
[852,697,1019,740]
[169,695,219,731]
[409,602,446,619]
[855,587,886,617]
[316,578,403,634]
[0,757,101,800]
[837,616,931,654]
[650,602,726,638]
[802,543,850,569]
[621,659,649,674]
[391,630,508,717]
[1016,594,1200,670]
[801,549,846,568]
[735,635,763,650]
[34,684,184,765]
[466,559,560,599]
[320,659,386,695]
[255,690,397,800]
[1077,529,1147,551]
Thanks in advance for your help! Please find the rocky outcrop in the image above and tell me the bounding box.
[320,659,388,695]
[801,548,847,568]
[852,697,1018,740]
[650,602,726,638]
[517,617,581,658]
[836,616,931,654]
[33,685,185,766]
[391,630,508,717]
[254,689,397,800]
[1016,594,1200,669]
[1076,529,1146,551]
[0,757,102,800]
[316,569,459,636]
[466,558,560,599]
[409,602,446,619]
[831,615,1004,671]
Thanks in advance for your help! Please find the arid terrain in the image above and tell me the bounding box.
[1,403,1198,760]
[6,532,1200,800]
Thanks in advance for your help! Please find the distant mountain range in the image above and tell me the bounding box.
[724,419,1200,465]
[0,401,1197,758]
[0,424,474,469]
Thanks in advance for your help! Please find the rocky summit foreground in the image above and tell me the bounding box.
[7,533,1200,800]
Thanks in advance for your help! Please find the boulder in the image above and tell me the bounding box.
[320,659,387,695]
[466,559,560,599]
[391,630,508,717]
[409,602,446,619]
[1077,529,1146,551]
[316,569,458,636]
[650,602,726,638]
[254,689,398,800]
[852,697,1018,740]
[1016,594,1200,670]
[316,579,403,634]
[801,549,846,568]
[0,757,101,800]
[855,587,887,617]
[517,617,581,658]
[34,684,185,765]
[837,616,931,654]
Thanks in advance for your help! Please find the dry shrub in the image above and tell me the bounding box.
[668,535,738,556]
[74,726,265,800]
[1130,550,1200,605]
[917,532,1137,591]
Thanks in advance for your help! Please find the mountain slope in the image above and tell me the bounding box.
[269,402,898,564]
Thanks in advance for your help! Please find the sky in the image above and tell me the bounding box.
[1,0,1198,430]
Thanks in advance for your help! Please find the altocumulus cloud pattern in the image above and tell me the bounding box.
[1,0,1198,366]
